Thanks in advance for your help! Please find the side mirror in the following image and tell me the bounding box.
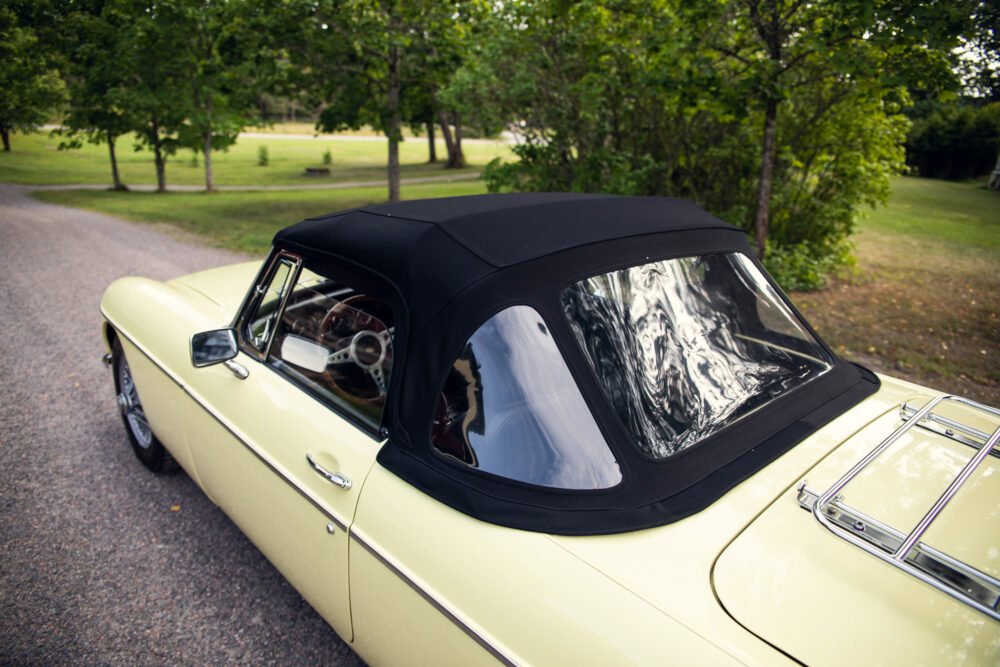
[191,328,238,368]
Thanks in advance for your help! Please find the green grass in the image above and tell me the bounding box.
[0,130,511,187]
[795,176,1000,404]
[34,181,489,255]
[861,176,1000,254]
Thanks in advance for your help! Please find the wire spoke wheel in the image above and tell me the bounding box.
[112,339,175,473]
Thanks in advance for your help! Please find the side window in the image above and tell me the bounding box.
[244,257,296,354]
[431,305,621,490]
[269,267,395,432]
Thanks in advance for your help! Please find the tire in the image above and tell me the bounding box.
[112,339,176,473]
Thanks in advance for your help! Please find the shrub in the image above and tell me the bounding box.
[764,241,853,292]
[257,145,269,167]
[322,148,332,165]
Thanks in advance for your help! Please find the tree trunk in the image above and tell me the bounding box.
[1,124,10,151]
[753,98,778,258]
[989,153,1000,190]
[427,120,437,163]
[386,17,401,202]
[107,130,126,191]
[203,131,215,192]
[438,111,465,169]
[152,118,167,193]
[438,110,456,167]
[453,113,465,169]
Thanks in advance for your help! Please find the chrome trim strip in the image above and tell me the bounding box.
[350,531,517,667]
[104,318,347,533]
[263,255,303,359]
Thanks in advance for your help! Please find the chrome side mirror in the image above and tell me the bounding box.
[191,328,238,368]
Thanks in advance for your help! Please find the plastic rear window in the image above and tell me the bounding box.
[562,253,833,459]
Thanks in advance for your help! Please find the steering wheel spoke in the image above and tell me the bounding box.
[368,366,387,393]
[327,345,354,366]
[316,294,394,402]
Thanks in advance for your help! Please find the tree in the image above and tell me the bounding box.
[961,1,1000,188]
[455,0,970,287]
[56,3,138,190]
[129,0,283,192]
[906,102,1000,180]
[701,0,974,257]
[125,0,190,192]
[0,6,66,151]
[294,0,478,201]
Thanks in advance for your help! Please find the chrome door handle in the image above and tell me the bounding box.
[306,453,352,489]
[224,359,249,380]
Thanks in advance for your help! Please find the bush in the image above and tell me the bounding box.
[257,145,269,167]
[764,241,853,292]
[322,148,332,165]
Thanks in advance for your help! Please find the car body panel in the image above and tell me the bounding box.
[713,378,1000,666]
[540,375,901,657]
[350,464,762,666]
[182,349,380,640]
[168,261,262,314]
[101,263,380,641]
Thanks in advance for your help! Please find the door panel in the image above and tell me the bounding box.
[186,350,380,639]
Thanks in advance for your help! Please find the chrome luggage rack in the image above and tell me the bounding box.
[797,395,1000,621]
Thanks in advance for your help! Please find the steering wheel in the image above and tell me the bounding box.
[317,295,393,402]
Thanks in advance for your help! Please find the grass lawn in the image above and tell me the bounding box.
[793,176,1000,404]
[33,180,489,255]
[0,130,510,187]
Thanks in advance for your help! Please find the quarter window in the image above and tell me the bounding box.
[431,305,621,490]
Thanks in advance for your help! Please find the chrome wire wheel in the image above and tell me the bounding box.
[111,339,175,473]
[116,354,153,449]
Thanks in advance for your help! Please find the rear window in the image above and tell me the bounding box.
[431,306,622,490]
[561,253,833,459]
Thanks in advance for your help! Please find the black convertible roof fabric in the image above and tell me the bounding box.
[273,193,878,535]
[274,193,734,332]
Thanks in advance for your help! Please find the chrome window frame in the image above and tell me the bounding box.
[233,250,304,362]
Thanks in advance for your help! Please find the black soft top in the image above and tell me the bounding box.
[274,194,878,535]
[275,193,734,333]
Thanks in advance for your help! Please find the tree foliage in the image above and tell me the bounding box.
[906,102,1000,180]
[0,6,66,151]
[455,0,970,288]
[293,0,483,200]
[56,2,138,189]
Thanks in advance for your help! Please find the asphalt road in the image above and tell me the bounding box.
[0,184,364,665]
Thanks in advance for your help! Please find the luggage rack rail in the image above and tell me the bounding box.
[797,394,1000,621]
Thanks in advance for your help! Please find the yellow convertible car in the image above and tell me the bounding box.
[101,194,999,665]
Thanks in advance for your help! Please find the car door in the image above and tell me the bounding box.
[184,252,395,641]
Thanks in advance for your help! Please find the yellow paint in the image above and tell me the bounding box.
[101,260,1000,666]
